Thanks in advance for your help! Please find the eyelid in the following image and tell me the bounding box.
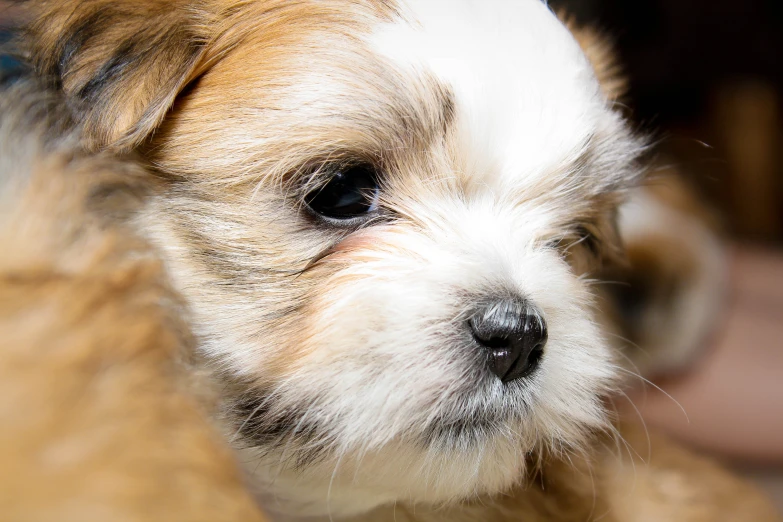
[298,160,377,192]
[296,163,336,199]
[575,225,594,240]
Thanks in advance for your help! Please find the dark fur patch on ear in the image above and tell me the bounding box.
[54,8,111,82]
[23,1,209,152]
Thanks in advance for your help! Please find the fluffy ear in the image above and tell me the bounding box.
[24,1,211,153]
[558,12,627,102]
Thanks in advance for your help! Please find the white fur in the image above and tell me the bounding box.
[370,0,611,189]
[239,202,616,518]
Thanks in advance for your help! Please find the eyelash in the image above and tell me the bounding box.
[544,226,601,256]
[574,226,601,256]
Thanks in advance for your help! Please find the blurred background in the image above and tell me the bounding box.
[554,0,783,242]
[551,0,783,511]
[2,0,782,513]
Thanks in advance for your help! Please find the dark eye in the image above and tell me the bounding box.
[305,164,380,221]
[575,225,600,256]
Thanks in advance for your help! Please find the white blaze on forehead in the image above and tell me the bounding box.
[370,0,607,187]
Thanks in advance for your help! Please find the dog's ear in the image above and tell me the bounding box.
[558,12,627,102]
[24,1,211,153]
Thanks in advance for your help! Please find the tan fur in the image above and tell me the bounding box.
[12,1,780,520]
[559,13,628,101]
[0,84,267,522]
[22,0,399,153]
[603,425,779,522]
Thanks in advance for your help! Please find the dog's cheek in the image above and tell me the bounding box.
[290,250,471,436]
[138,192,336,383]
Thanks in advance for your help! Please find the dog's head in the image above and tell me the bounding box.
[27,0,644,516]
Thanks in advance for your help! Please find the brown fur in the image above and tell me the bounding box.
[559,13,628,102]
[0,82,267,522]
[23,0,464,386]
[22,0,399,153]
[11,1,781,520]
[23,0,211,152]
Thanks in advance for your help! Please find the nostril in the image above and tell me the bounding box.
[476,336,510,349]
[468,300,547,384]
[470,324,512,350]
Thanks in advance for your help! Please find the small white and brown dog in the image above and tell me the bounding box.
[12,0,778,520]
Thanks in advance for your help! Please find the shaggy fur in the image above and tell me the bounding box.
[0,81,267,522]
[12,0,781,520]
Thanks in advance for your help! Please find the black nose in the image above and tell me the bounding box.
[469,300,547,383]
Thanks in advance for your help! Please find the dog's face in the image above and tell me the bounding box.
[29,0,644,516]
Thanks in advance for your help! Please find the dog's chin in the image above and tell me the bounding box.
[231,358,609,519]
[238,419,534,519]
[424,409,521,451]
[421,375,533,449]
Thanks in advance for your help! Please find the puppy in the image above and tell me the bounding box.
[0,80,267,522]
[18,0,780,520]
